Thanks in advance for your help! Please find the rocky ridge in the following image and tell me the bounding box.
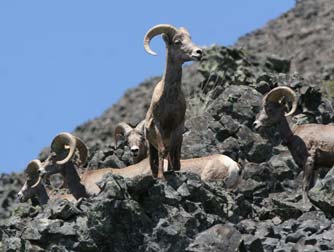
[236,0,334,82]
[1,0,334,251]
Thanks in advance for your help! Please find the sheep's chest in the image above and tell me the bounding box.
[154,91,186,129]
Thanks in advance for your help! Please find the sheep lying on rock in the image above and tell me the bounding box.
[17,160,75,205]
[25,132,241,204]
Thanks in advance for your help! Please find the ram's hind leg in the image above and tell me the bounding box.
[168,127,183,172]
[149,143,159,178]
[303,148,316,204]
[168,142,181,171]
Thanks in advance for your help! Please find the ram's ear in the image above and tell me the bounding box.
[114,122,133,146]
[135,120,145,134]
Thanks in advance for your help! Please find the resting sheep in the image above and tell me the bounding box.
[144,24,203,178]
[253,86,334,202]
[17,160,75,205]
[39,132,90,199]
[39,132,241,199]
[114,120,147,164]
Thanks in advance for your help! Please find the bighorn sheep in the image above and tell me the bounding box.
[253,86,334,202]
[79,154,241,194]
[144,24,203,178]
[17,160,75,205]
[40,132,241,197]
[114,120,147,164]
[40,132,90,199]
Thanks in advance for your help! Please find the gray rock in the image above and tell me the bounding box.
[285,230,306,243]
[186,224,242,252]
[309,167,334,217]
[3,237,22,252]
[262,237,279,252]
[242,234,264,252]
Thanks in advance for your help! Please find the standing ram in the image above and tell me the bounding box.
[143,24,202,178]
[253,86,334,202]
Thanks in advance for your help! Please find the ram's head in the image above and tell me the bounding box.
[39,132,88,176]
[114,120,147,163]
[253,86,297,131]
[144,24,203,63]
[17,159,44,203]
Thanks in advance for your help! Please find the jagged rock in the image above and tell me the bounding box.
[0,173,24,219]
[186,224,243,252]
[208,85,262,127]
[236,219,257,235]
[268,154,296,181]
[242,234,264,252]
[216,136,240,161]
[182,115,217,159]
[285,230,306,243]
[238,178,267,200]
[309,167,334,217]
[243,162,271,182]
[266,193,304,221]
[262,237,279,252]
[48,199,81,220]
[2,237,22,252]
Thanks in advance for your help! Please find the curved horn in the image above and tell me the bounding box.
[135,120,145,132]
[114,122,133,146]
[25,159,42,188]
[31,176,42,188]
[144,24,178,55]
[264,86,298,116]
[50,132,77,165]
[25,159,42,176]
[75,136,88,165]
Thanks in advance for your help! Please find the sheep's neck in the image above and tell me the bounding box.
[162,50,182,92]
[278,116,294,147]
[36,185,49,205]
[62,162,88,199]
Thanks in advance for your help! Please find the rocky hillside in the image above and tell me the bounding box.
[1,0,334,251]
[236,0,334,82]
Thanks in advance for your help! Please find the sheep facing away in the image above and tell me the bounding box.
[143,24,203,179]
[28,132,241,204]
[253,86,334,203]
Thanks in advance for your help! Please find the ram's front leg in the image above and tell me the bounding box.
[157,153,165,179]
[303,148,316,204]
[155,125,166,179]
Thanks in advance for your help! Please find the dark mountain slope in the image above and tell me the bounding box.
[236,0,334,81]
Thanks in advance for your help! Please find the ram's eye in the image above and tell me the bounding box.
[174,40,181,45]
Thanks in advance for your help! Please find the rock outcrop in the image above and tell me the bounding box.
[1,0,334,251]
